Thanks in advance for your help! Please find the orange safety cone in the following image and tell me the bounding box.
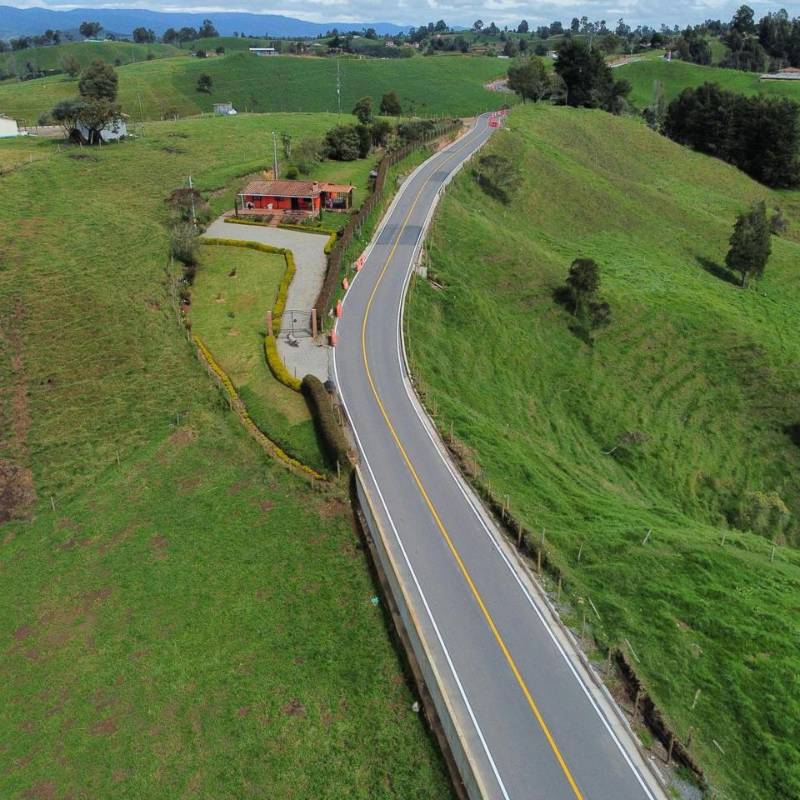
[342,276,349,291]
[329,330,338,347]
[335,300,343,318]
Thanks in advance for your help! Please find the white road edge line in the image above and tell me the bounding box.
[332,120,512,800]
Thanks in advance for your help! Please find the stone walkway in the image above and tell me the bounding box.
[203,216,331,382]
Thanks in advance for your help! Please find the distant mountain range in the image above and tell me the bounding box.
[0,6,408,40]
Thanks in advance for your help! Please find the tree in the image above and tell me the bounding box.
[726,201,771,286]
[280,132,292,158]
[369,119,392,147]
[473,153,521,203]
[50,98,87,137]
[643,80,666,129]
[133,27,156,44]
[78,60,118,101]
[293,137,322,174]
[196,73,213,93]
[163,28,179,44]
[77,98,122,144]
[731,5,756,34]
[473,20,484,32]
[60,54,81,78]
[380,90,402,115]
[352,96,373,124]
[565,258,600,313]
[434,20,448,32]
[324,125,362,160]
[554,38,629,112]
[79,21,102,39]
[517,20,529,34]
[571,17,580,33]
[198,19,218,38]
[178,27,198,45]
[507,57,549,102]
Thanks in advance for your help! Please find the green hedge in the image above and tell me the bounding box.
[301,374,351,473]
[265,335,301,392]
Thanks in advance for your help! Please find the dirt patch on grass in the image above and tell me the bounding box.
[0,460,35,523]
[316,496,347,519]
[282,698,306,718]
[22,780,58,799]
[89,715,118,736]
[150,534,169,560]
[169,426,198,448]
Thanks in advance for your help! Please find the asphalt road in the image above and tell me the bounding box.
[333,115,667,800]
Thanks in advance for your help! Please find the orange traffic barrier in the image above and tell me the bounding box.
[329,330,338,347]
[336,300,343,318]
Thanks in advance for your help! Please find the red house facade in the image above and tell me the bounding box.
[235,179,354,219]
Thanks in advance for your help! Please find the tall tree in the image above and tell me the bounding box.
[379,90,402,115]
[78,60,118,102]
[198,19,218,38]
[554,38,629,112]
[517,20,529,34]
[78,21,102,39]
[352,96,373,124]
[726,201,771,286]
[507,57,549,102]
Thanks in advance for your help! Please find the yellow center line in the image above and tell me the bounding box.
[358,125,585,800]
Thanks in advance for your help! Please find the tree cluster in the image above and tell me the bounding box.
[554,39,631,113]
[663,83,800,187]
[555,258,611,342]
[50,59,121,144]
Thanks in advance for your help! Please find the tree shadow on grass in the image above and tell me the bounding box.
[696,255,740,286]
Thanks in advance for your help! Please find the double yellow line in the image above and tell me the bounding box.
[358,124,585,800]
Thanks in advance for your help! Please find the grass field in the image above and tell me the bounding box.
[0,40,181,74]
[0,51,508,124]
[619,57,800,108]
[190,244,327,472]
[0,113,452,798]
[407,104,800,800]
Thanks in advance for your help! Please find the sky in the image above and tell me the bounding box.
[4,0,799,28]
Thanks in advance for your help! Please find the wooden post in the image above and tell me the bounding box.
[577,542,584,562]
[581,610,587,644]
[537,548,542,575]
[311,308,318,338]
[556,575,562,603]
[770,544,776,563]
[686,726,694,748]
[633,687,640,721]
[50,496,56,512]
[267,310,273,332]
[667,734,675,765]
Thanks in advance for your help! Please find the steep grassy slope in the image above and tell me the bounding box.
[407,104,800,799]
[619,57,800,108]
[0,115,452,798]
[0,40,181,74]
[0,51,507,123]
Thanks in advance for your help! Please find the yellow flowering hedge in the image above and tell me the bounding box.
[192,334,323,480]
[264,334,302,392]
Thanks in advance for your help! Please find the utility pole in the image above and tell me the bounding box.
[188,175,197,227]
[336,58,341,115]
[271,130,279,179]
[137,92,145,136]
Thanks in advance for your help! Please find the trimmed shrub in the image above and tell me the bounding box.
[301,375,351,472]
[273,250,295,336]
[264,335,301,391]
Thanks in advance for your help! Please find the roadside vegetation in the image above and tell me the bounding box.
[0,112,453,799]
[407,103,800,800]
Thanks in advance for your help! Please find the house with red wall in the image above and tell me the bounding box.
[235,180,354,219]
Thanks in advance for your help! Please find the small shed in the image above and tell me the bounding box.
[73,115,128,144]
[213,102,237,116]
[0,115,19,138]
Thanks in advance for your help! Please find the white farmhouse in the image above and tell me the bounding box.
[0,115,19,138]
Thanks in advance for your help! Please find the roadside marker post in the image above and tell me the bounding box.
[335,300,343,318]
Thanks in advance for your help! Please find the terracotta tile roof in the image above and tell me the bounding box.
[241,180,320,197]
[240,179,355,197]
[320,182,354,193]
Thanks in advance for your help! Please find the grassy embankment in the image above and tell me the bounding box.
[0,112,453,799]
[407,104,800,800]
[619,57,800,108]
[0,51,508,124]
[0,40,180,74]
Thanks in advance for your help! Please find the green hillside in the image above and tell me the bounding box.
[407,104,800,799]
[0,40,181,74]
[0,51,507,123]
[619,57,800,108]
[0,113,451,798]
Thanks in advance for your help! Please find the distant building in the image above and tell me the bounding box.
[213,102,238,116]
[761,66,800,80]
[0,115,19,138]
[73,115,127,144]
[236,179,354,218]
[249,47,277,56]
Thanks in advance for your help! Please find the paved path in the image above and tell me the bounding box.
[203,217,330,381]
[333,115,669,800]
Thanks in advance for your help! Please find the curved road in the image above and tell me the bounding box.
[333,115,667,800]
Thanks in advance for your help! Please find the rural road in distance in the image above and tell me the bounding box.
[333,113,668,800]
